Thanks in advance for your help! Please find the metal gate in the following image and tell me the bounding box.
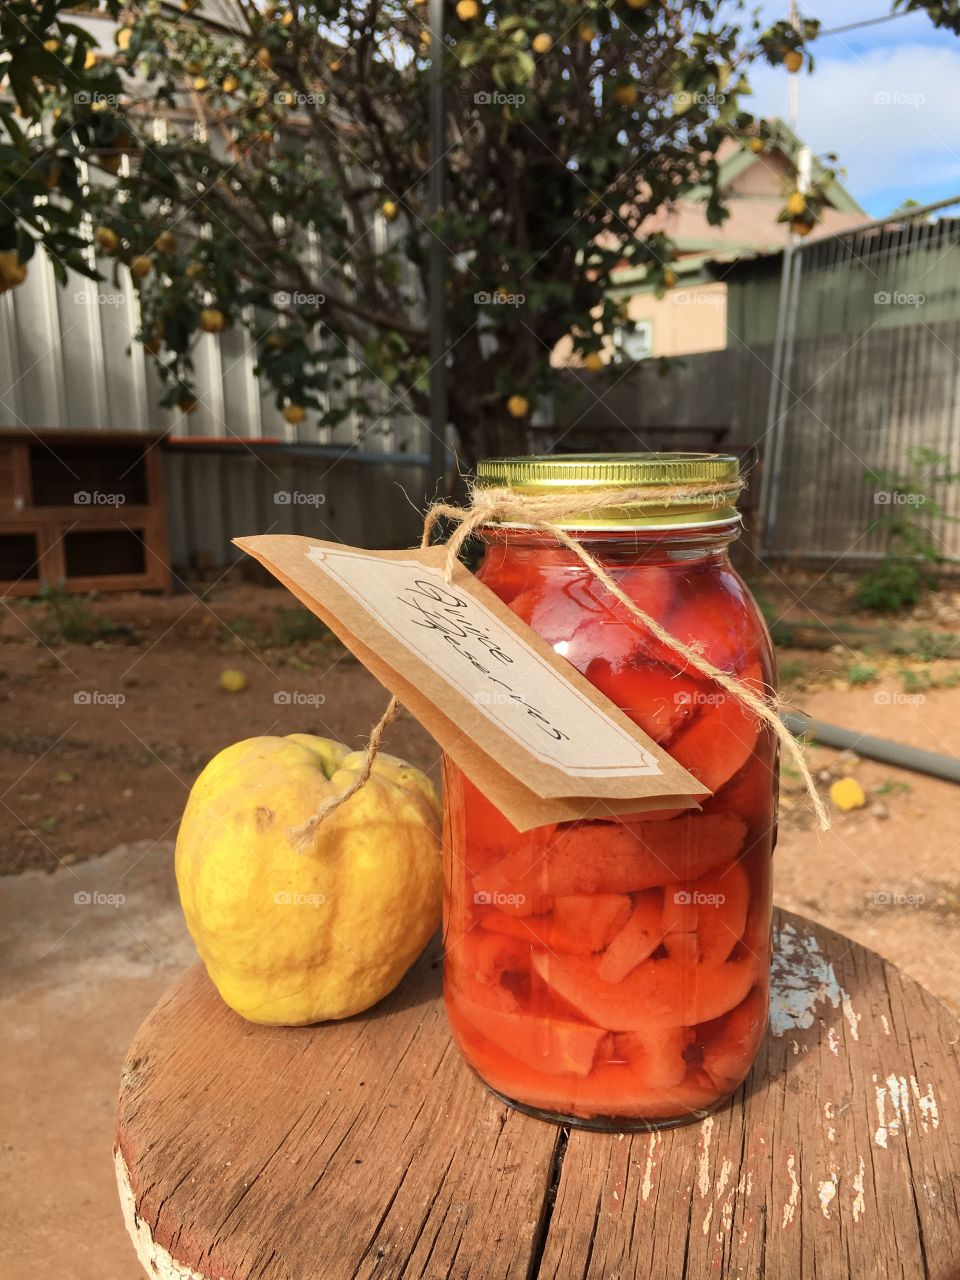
[760,196,960,564]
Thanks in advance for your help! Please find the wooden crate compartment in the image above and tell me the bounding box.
[0,430,170,596]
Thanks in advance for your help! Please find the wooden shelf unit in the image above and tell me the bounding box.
[0,429,171,596]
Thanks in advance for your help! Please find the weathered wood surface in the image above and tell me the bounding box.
[115,910,960,1280]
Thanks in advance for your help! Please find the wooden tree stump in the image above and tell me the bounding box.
[115,909,960,1279]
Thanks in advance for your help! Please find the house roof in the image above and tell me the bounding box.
[612,118,869,288]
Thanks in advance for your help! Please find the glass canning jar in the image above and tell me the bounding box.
[442,453,777,1130]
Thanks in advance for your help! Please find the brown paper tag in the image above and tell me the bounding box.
[235,535,708,830]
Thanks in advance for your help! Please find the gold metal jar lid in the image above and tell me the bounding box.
[473,452,743,529]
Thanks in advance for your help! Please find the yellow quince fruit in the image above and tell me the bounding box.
[175,734,443,1024]
[219,668,247,692]
[829,777,866,812]
[0,251,28,292]
[786,190,807,217]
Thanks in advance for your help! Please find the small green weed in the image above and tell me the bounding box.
[36,582,129,645]
[857,446,959,613]
[846,662,878,686]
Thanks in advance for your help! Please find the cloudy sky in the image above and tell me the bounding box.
[748,2,960,216]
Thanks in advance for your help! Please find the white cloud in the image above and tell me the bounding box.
[748,43,960,201]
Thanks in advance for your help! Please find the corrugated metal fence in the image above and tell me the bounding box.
[0,237,433,565]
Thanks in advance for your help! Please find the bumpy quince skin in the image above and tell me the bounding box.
[175,734,442,1024]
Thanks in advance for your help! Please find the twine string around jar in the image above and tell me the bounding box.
[293,477,830,844]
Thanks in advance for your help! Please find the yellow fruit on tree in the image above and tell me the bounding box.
[329,59,342,73]
[175,734,442,1023]
[786,190,807,217]
[420,30,431,47]
[784,49,803,74]
[221,72,239,93]
[283,403,306,424]
[193,76,209,91]
[185,260,205,280]
[116,27,132,51]
[256,47,273,70]
[95,225,120,253]
[130,255,152,279]
[43,38,60,53]
[663,267,677,288]
[281,12,294,26]
[614,83,638,108]
[456,0,479,19]
[507,394,530,418]
[532,33,552,54]
[583,352,604,373]
[747,137,764,154]
[84,49,98,70]
[382,199,399,221]
[155,230,177,255]
[200,307,228,334]
[579,25,596,41]
[0,252,28,293]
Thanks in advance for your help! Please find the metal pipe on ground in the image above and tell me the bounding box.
[782,711,960,785]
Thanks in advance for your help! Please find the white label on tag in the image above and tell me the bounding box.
[307,546,662,777]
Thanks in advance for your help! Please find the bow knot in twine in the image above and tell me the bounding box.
[294,476,829,844]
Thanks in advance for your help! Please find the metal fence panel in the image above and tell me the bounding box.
[761,198,960,563]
